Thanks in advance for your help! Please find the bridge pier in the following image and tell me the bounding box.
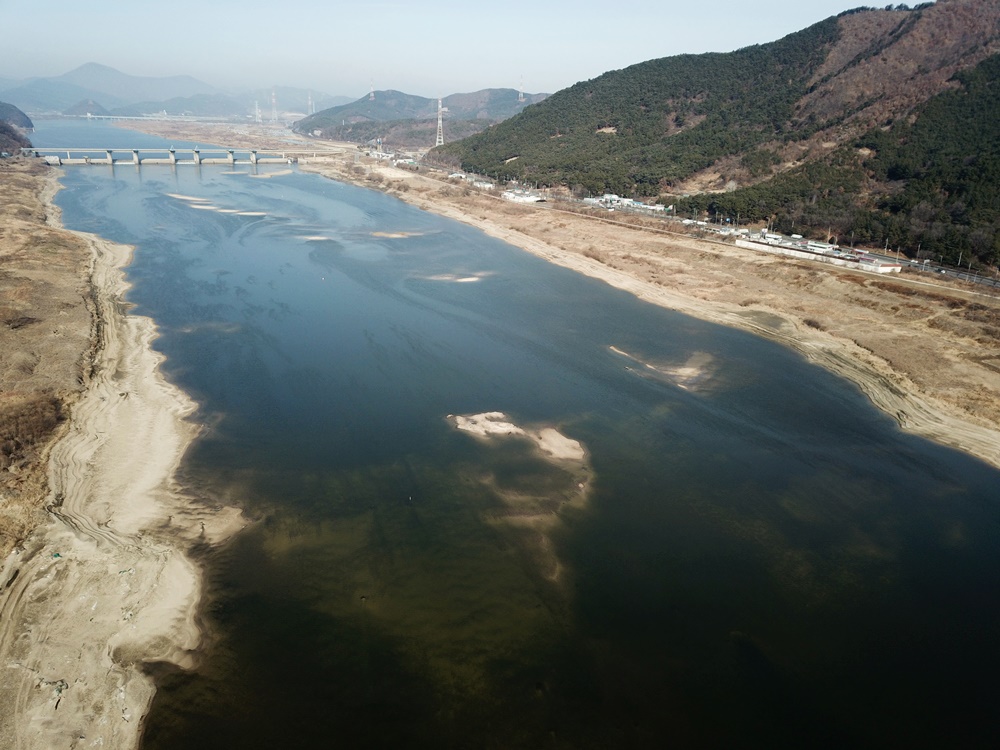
[27,146,334,166]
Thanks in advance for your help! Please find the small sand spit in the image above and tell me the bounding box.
[450,412,589,584]
[0,230,244,749]
[451,412,586,461]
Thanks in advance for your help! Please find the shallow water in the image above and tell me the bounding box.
[35,121,1000,748]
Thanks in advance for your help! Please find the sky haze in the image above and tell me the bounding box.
[3,1,909,97]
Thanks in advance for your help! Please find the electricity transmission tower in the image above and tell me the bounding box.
[435,98,448,147]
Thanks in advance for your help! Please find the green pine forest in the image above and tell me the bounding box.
[678,55,1000,267]
[438,18,841,194]
[436,5,1000,267]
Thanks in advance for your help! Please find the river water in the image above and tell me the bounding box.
[33,121,1000,748]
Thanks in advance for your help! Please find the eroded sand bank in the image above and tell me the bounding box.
[0,223,243,748]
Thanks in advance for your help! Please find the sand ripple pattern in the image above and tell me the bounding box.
[0,232,244,750]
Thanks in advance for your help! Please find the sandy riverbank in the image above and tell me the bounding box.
[0,167,244,749]
[0,119,994,747]
[114,121,1000,470]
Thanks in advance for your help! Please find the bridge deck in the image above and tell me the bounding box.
[22,146,348,166]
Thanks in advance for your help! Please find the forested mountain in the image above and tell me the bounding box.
[0,63,219,114]
[0,101,33,130]
[63,99,111,117]
[295,88,547,147]
[437,0,1000,266]
[0,122,30,153]
[0,101,32,152]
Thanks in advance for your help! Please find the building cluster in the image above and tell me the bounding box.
[583,194,666,213]
[404,162,911,277]
[501,189,545,203]
[739,230,902,274]
[448,172,496,190]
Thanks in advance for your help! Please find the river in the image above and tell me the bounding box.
[32,120,1000,748]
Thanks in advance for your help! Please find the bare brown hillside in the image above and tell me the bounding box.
[0,159,93,556]
[674,0,1000,194]
[800,0,1000,132]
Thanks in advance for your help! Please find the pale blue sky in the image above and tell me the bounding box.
[3,0,910,97]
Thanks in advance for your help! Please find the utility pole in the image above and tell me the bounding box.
[435,98,447,147]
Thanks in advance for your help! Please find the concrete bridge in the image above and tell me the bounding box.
[21,147,345,167]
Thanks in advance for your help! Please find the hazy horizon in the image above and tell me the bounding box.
[3,0,894,99]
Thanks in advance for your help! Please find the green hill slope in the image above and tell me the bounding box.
[435,18,840,192]
[295,88,547,148]
[678,52,1000,266]
[436,0,1000,266]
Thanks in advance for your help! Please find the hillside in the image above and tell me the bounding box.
[0,123,30,153]
[436,0,1000,265]
[295,88,547,148]
[0,102,32,152]
[245,87,352,115]
[0,64,345,119]
[0,63,219,114]
[0,101,33,130]
[63,98,111,117]
[0,78,128,114]
[54,62,218,102]
[110,93,246,118]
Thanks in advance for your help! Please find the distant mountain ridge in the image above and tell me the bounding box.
[0,101,33,130]
[55,62,217,103]
[0,64,348,119]
[294,88,548,147]
[437,0,1000,267]
[0,77,128,114]
[63,99,111,117]
[0,101,32,151]
[0,63,217,115]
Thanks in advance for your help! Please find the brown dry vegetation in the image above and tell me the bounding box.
[0,158,93,557]
[679,0,1000,194]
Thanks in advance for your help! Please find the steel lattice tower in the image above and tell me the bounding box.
[435,98,446,147]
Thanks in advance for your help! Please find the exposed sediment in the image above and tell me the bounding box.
[113,123,1000,471]
[0,178,243,749]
